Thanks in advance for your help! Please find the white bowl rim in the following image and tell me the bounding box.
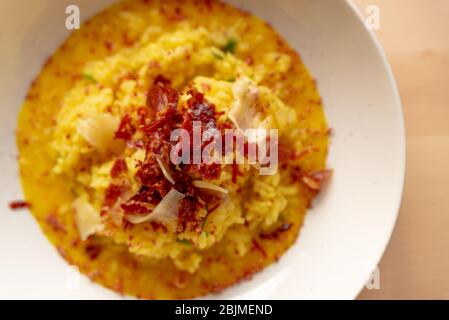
[345,0,406,298]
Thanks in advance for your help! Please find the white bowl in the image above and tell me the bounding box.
[0,0,405,299]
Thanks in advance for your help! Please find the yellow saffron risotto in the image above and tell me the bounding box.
[17,0,330,299]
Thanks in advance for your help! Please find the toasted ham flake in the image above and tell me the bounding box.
[110,158,128,178]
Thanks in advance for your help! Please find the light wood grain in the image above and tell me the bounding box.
[353,0,449,299]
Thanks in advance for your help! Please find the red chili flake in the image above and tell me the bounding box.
[120,72,138,82]
[128,258,139,270]
[136,106,151,126]
[113,278,124,293]
[259,223,292,240]
[197,162,222,180]
[203,0,214,10]
[289,165,304,183]
[151,221,168,233]
[172,7,185,20]
[43,56,53,68]
[9,200,30,210]
[122,32,134,47]
[71,239,80,248]
[115,114,136,141]
[85,244,102,260]
[301,169,332,191]
[123,219,134,230]
[123,220,134,230]
[279,144,319,164]
[110,158,128,178]
[251,240,267,258]
[46,213,67,233]
[148,61,160,69]
[171,272,189,289]
[104,184,128,208]
[104,40,114,52]
[231,163,239,183]
[245,56,254,66]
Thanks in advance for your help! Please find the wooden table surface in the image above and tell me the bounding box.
[352,0,449,299]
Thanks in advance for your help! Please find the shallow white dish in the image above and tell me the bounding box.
[0,0,405,299]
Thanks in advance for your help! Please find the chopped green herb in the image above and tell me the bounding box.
[212,51,224,60]
[226,77,236,82]
[82,73,97,83]
[201,212,210,230]
[176,239,191,246]
[222,39,237,54]
[201,231,209,237]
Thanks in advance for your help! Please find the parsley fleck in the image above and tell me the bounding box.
[222,39,237,54]
[82,73,97,83]
[176,239,191,246]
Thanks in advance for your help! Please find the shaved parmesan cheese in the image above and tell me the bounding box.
[192,180,228,195]
[156,157,175,184]
[228,77,270,146]
[73,197,104,241]
[77,113,123,152]
[126,189,185,225]
[228,76,260,131]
